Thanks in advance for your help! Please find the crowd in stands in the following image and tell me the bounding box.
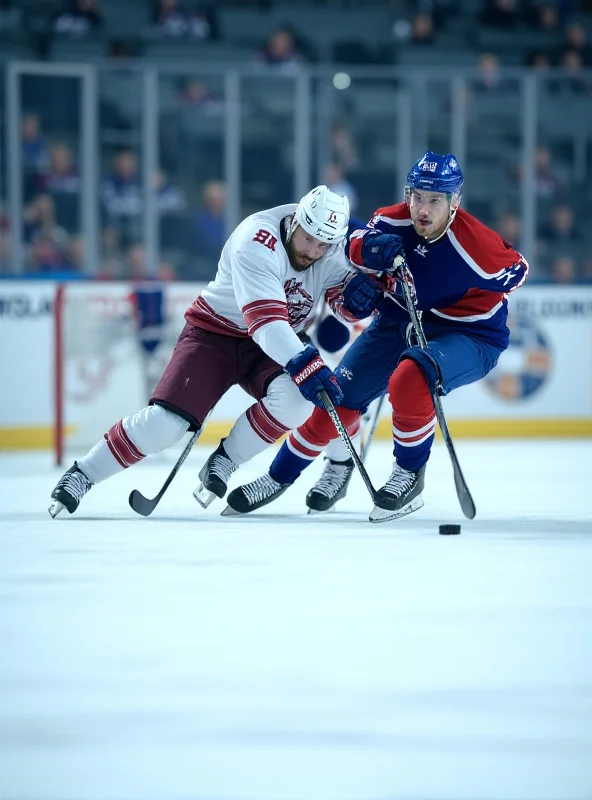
[0,0,591,282]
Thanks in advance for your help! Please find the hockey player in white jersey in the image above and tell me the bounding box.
[49,186,385,517]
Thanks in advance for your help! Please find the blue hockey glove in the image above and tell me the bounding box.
[285,345,344,409]
[361,231,405,274]
[342,272,384,318]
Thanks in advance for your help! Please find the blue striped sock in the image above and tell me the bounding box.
[269,440,312,485]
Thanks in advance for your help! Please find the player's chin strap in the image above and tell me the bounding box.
[393,255,476,520]
[286,213,298,243]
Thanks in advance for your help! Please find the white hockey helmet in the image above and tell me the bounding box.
[290,185,350,244]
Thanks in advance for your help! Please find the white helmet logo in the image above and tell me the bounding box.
[293,185,350,244]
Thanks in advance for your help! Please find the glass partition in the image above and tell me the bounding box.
[97,66,144,279]
[535,73,592,283]
[8,66,88,275]
[4,62,592,282]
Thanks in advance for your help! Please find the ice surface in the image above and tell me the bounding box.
[1,440,592,800]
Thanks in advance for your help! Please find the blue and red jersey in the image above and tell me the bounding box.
[348,203,529,348]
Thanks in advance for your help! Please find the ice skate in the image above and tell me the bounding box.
[222,473,290,516]
[306,457,354,514]
[48,462,93,518]
[369,463,425,523]
[193,439,238,508]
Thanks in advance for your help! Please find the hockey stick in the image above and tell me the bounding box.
[394,256,476,520]
[129,428,201,517]
[360,393,386,465]
[318,389,378,502]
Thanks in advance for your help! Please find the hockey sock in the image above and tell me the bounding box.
[269,407,360,485]
[269,440,310,485]
[225,402,290,466]
[389,359,436,472]
[78,405,189,484]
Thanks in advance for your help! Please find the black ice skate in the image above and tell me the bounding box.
[222,474,290,516]
[193,439,238,508]
[306,457,354,514]
[48,462,93,518]
[369,463,426,523]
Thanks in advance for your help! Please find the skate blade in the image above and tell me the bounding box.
[193,483,218,508]
[48,500,65,519]
[369,495,424,524]
[221,505,242,517]
[307,506,335,515]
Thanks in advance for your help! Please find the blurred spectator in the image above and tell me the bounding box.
[530,3,560,33]
[557,48,592,94]
[100,150,142,248]
[472,52,519,95]
[538,203,583,243]
[66,236,85,271]
[331,122,358,172]
[26,235,72,274]
[53,0,103,38]
[23,194,69,252]
[126,244,176,281]
[38,143,81,196]
[21,114,49,174]
[192,180,225,270]
[496,210,521,246]
[480,0,522,29]
[155,0,189,36]
[410,13,435,45]
[525,49,552,70]
[324,162,358,213]
[412,0,461,30]
[561,22,592,65]
[179,78,224,115]
[155,169,186,216]
[154,0,216,40]
[550,255,576,283]
[255,28,306,74]
[511,146,564,199]
[108,39,137,58]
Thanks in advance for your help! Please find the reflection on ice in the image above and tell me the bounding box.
[1,440,592,799]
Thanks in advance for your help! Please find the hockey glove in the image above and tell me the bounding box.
[361,231,405,274]
[285,345,344,409]
[342,272,384,318]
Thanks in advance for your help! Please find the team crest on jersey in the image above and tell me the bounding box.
[414,244,428,257]
[284,278,314,327]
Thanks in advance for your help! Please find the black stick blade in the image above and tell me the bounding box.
[453,470,477,520]
[128,489,160,517]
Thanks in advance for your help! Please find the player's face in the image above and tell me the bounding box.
[407,189,452,240]
[287,226,331,272]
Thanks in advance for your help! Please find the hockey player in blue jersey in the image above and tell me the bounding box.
[225,151,529,522]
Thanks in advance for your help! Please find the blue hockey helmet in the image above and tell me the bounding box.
[406,151,464,196]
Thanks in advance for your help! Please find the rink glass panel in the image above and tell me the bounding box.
[6,66,88,274]
[313,73,404,224]
[97,68,145,279]
[239,75,297,217]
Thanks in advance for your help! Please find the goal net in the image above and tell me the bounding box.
[53,282,199,464]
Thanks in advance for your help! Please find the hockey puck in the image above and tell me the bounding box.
[439,524,461,535]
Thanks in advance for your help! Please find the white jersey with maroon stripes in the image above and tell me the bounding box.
[185,204,356,367]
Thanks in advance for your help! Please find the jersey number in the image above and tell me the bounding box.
[253,229,277,251]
